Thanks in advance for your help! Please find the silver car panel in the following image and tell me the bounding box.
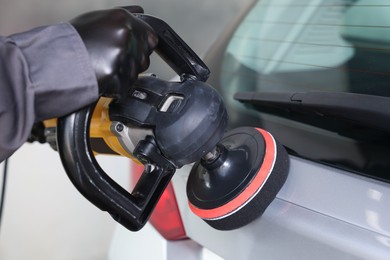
[172,156,390,259]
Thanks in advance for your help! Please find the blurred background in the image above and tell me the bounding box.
[0,0,246,79]
[0,0,248,259]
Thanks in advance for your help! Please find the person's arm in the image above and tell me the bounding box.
[0,7,158,162]
[0,23,98,161]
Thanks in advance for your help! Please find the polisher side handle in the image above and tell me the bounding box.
[57,102,176,231]
[135,14,210,82]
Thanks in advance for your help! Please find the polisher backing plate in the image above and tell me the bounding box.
[187,127,289,230]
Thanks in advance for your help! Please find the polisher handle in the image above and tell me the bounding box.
[57,103,176,231]
[135,14,210,82]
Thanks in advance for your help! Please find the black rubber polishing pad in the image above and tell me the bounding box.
[186,127,289,230]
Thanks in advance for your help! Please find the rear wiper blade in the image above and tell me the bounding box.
[234,91,390,133]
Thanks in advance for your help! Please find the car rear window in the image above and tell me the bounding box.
[219,0,390,182]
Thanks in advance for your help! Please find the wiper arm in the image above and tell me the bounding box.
[234,91,390,133]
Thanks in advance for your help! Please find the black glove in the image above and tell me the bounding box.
[70,6,158,98]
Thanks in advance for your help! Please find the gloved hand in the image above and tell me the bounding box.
[70,6,158,98]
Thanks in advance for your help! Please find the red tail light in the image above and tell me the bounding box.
[131,161,187,240]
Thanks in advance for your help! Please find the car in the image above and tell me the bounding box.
[109,0,390,259]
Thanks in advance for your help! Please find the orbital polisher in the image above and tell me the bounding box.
[54,14,289,231]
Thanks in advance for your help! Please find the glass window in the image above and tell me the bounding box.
[219,0,390,182]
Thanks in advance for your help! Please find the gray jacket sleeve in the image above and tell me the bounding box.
[0,22,99,161]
